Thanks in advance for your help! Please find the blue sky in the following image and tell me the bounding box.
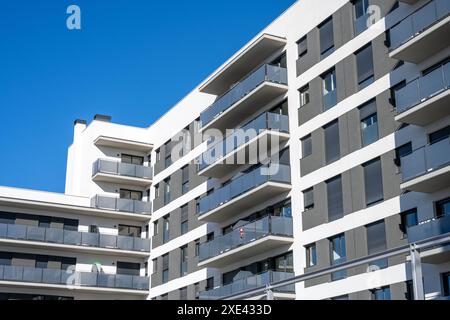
[0,0,295,193]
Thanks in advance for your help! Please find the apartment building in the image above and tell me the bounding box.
[1,0,449,300]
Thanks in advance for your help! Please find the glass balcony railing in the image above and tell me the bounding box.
[91,195,151,215]
[401,138,450,182]
[390,0,450,51]
[198,164,291,216]
[0,223,150,252]
[200,64,288,128]
[92,159,152,180]
[407,214,450,243]
[0,265,149,291]
[395,62,449,115]
[199,112,290,171]
[198,271,295,300]
[199,215,293,262]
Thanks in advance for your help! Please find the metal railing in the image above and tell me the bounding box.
[0,265,149,291]
[198,164,291,216]
[199,271,294,300]
[0,223,150,252]
[401,138,450,182]
[91,195,151,215]
[199,112,289,171]
[395,62,449,114]
[407,214,450,243]
[199,215,293,262]
[92,159,152,180]
[200,64,288,128]
[390,0,450,51]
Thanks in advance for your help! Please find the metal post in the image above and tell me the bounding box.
[410,244,425,300]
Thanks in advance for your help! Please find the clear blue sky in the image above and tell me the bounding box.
[0,0,295,193]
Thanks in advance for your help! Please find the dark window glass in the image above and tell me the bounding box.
[322,69,337,110]
[180,287,188,300]
[436,198,450,217]
[400,208,418,235]
[306,244,317,267]
[395,142,412,167]
[164,178,171,205]
[299,85,310,107]
[153,221,159,236]
[206,277,214,291]
[162,254,169,283]
[327,176,344,221]
[319,17,334,57]
[324,120,340,164]
[359,99,378,147]
[356,44,374,88]
[443,272,450,297]
[180,245,188,276]
[303,188,314,211]
[429,126,450,145]
[116,262,140,276]
[363,158,383,205]
[182,165,189,194]
[330,234,347,280]
[121,154,144,165]
[118,225,141,237]
[181,205,188,235]
[297,36,307,58]
[354,0,369,19]
[120,189,142,201]
[367,220,388,269]
[301,135,312,158]
[163,215,170,243]
[372,286,391,300]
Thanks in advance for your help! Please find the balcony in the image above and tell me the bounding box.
[94,136,153,153]
[401,138,450,193]
[0,223,150,256]
[0,266,149,293]
[198,216,293,268]
[91,195,151,215]
[198,271,295,300]
[198,164,291,223]
[407,214,450,243]
[198,112,290,178]
[399,0,420,4]
[389,0,450,63]
[92,159,153,187]
[395,62,450,126]
[200,64,288,132]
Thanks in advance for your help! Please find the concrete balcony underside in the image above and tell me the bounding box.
[92,172,152,187]
[198,182,291,223]
[389,15,450,63]
[198,235,294,268]
[0,238,150,258]
[246,292,296,300]
[198,130,290,178]
[401,164,450,193]
[201,82,288,133]
[395,89,450,126]
[94,136,153,153]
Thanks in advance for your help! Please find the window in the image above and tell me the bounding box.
[297,35,307,58]
[194,282,200,299]
[371,286,391,300]
[195,197,200,214]
[429,126,450,145]
[116,262,140,276]
[319,17,334,58]
[327,176,344,222]
[180,245,188,277]
[207,232,214,242]
[162,254,169,284]
[324,120,340,164]
[153,258,158,273]
[195,239,200,257]
[299,85,310,107]
[436,198,450,217]
[405,280,414,300]
[331,295,349,300]
[163,215,170,244]
[155,184,160,198]
[306,243,317,267]
[443,272,450,297]
[366,220,388,269]
[153,220,159,236]
[118,225,141,237]
[359,100,378,147]
[155,149,161,163]
[180,287,188,300]
[356,44,374,88]
[400,208,418,235]
[182,165,189,194]
[354,0,369,19]
[330,234,347,280]
[120,189,142,201]
[160,294,168,300]
[394,142,412,167]
[363,158,383,206]
[301,135,312,158]
[181,204,188,235]
[164,178,171,205]
[303,188,314,211]
[206,277,214,291]
[121,154,144,165]
[322,69,337,110]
